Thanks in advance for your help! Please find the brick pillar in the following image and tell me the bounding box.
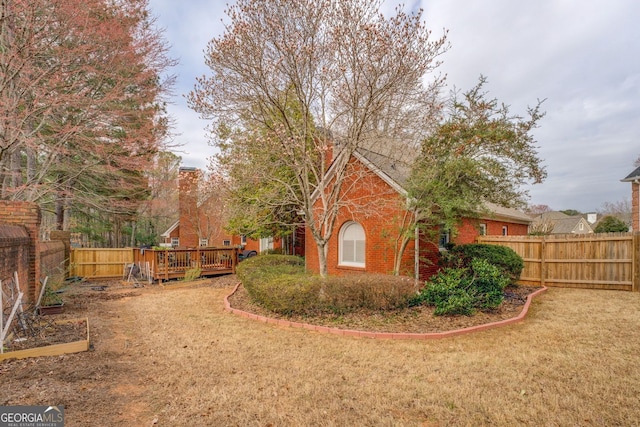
[0,201,41,302]
[50,230,71,279]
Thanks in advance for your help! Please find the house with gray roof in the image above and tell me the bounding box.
[531,211,594,235]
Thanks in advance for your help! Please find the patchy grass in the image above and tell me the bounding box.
[1,276,639,426]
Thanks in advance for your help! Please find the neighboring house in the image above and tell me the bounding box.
[304,147,533,280]
[160,167,304,255]
[621,166,640,232]
[530,211,594,235]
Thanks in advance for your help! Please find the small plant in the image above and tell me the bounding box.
[40,285,64,307]
[183,267,202,282]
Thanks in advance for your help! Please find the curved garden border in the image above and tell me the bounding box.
[224,283,547,340]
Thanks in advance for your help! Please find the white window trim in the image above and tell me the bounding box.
[199,238,209,247]
[479,223,487,236]
[171,237,179,247]
[502,226,508,236]
[338,221,365,268]
[439,228,450,250]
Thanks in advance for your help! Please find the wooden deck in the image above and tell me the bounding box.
[134,247,239,283]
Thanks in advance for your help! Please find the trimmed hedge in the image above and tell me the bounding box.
[441,243,524,283]
[236,255,416,315]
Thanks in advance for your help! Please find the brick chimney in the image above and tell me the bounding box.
[178,167,199,248]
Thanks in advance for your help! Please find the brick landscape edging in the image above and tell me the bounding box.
[223,284,547,340]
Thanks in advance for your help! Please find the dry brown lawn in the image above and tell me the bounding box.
[1,275,639,426]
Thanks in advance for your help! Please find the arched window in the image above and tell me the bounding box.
[339,221,365,267]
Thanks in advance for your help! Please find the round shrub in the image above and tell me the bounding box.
[413,258,509,316]
[443,243,524,283]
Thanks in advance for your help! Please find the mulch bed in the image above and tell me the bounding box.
[227,284,541,333]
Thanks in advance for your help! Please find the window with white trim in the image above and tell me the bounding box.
[502,226,508,236]
[171,237,179,247]
[223,240,231,246]
[479,223,487,236]
[241,235,247,245]
[339,222,365,267]
[199,238,209,247]
[439,227,450,250]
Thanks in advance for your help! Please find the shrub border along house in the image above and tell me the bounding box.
[228,254,547,340]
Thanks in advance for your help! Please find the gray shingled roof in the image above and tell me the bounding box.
[355,148,531,224]
[355,147,413,187]
[622,165,640,181]
[531,211,593,234]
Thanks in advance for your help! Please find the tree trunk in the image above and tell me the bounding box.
[316,241,329,278]
[129,221,137,247]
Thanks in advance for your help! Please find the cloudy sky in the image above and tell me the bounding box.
[148,0,639,214]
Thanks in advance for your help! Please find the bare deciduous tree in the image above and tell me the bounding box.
[189,0,447,276]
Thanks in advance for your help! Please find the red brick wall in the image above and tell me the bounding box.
[0,225,30,301]
[305,157,417,277]
[455,218,529,244]
[0,201,41,302]
[40,241,66,287]
[305,156,531,280]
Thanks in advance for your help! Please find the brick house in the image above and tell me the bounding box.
[622,166,640,232]
[304,147,532,280]
[161,167,304,255]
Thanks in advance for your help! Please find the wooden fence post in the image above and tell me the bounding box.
[633,233,640,292]
[540,236,546,288]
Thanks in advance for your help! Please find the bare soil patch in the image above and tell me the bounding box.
[227,283,540,333]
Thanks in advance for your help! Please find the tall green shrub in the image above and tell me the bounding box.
[442,243,524,283]
[412,258,509,316]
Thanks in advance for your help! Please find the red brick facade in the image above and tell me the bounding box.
[305,157,417,277]
[305,155,531,280]
[455,218,529,244]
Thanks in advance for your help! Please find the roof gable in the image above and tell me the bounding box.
[532,212,593,234]
[160,219,180,237]
[622,165,640,182]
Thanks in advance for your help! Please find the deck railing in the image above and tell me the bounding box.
[133,247,239,282]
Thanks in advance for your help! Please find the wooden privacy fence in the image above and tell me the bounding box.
[478,232,639,292]
[71,248,135,279]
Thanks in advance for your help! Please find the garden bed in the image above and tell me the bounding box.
[227,283,543,334]
[0,318,89,361]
